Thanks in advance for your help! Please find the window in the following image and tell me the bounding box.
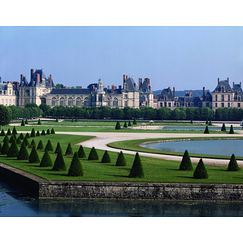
[238,97,241,101]
[228,103,230,107]
[169,103,171,107]
[113,98,118,107]
[60,97,65,106]
[68,97,73,106]
[76,97,81,106]
[164,102,167,107]
[215,95,217,101]
[238,103,241,108]
[9,99,11,105]
[84,97,89,106]
[228,95,230,101]
[5,99,8,105]
[215,103,217,108]
[221,95,224,101]
[160,103,163,107]
[124,101,128,107]
[52,98,56,106]
[221,103,224,107]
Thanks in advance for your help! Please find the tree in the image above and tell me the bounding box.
[23,136,30,147]
[65,143,73,156]
[19,133,24,140]
[221,123,226,132]
[0,105,11,130]
[123,121,127,128]
[116,151,126,166]
[38,119,41,125]
[78,145,86,158]
[37,140,44,150]
[36,131,40,136]
[25,132,30,139]
[45,140,53,151]
[129,152,144,178]
[7,139,19,157]
[52,150,66,171]
[46,129,50,135]
[40,150,53,167]
[229,125,234,134]
[193,158,208,179]
[133,118,137,125]
[51,128,55,134]
[31,128,36,137]
[88,147,99,160]
[0,129,5,136]
[7,128,11,135]
[115,121,121,130]
[1,139,9,155]
[16,136,22,145]
[128,120,132,126]
[3,134,9,143]
[227,154,240,171]
[21,119,25,126]
[204,126,209,134]
[25,119,28,124]
[29,147,40,163]
[12,126,17,135]
[29,139,36,148]
[17,142,29,160]
[41,130,46,135]
[101,150,111,163]
[179,150,193,171]
[68,152,84,176]
[55,142,63,154]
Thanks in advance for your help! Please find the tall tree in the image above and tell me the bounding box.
[0,105,11,130]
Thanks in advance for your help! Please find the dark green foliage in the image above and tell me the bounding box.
[206,119,208,125]
[19,133,24,140]
[7,139,19,157]
[0,129,5,136]
[45,140,53,151]
[17,142,29,160]
[40,150,53,167]
[229,125,234,134]
[129,152,144,178]
[75,118,78,122]
[31,128,36,137]
[124,122,127,128]
[116,151,126,166]
[193,158,208,179]
[190,119,193,124]
[46,129,50,135]
[23,136,30,147]
[51,128,55,134]
[1,139,9,155]
[12,126,17,135]
[204,126,209,134]
[52,150,66,171]
[55,142,63,154]
[21,119,25,126]
[9,134,16,143]
[37,140,44,150]
[3,135,9,143]
[133,118,137,125]
[7,128,11,135]
[78,145,86,158]
[38,119,41,125]
[55,118,58,122]
[0,105,11,128]
[128,120,132,126]
[29,139,36,148]
[115,121,121,130]
[41,130,46,135]
[71,118,74,122]
[29,146,40,163]
[221,123,226,132]
[88,147,99,160]
[25,132,30,139]
[179,150,193,171]
[16,136,22,145]
[227,154,240,171]
[209,120,212,126]
[68,152,83,176]
[101,150,111,163]
[25,119,28,124]
[0,143,2,152]
[36,131,40,136]
[65,143,73,156]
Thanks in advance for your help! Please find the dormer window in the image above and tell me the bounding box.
[221,86,225,92]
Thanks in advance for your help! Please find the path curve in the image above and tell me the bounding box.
[56,131,243,167]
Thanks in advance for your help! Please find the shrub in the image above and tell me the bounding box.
[0,129,5,136]
[179,150,193,171]
[128,120,132,126]
[40,150,53,167]
[129,152,144,178]
[204,126,209,134]
[68,152,83,176]
[88,147,99,160]
[229,125,234,134]
[209,120,212,126]
[17,142,29,160]
[31,128,36,137]
[124,122,127,128]
[75,118,78,122]
[21,119,25,126]
[115,121,121,130]
[12,126,17,135]
[52,150,66,171]
[221,123,226,132]
[116,151,126,166]
[54,142,62,154]
[29,139,36,148]
[193,158,208,179]
[7,128,11,135]
[190,119,193,124]
[227,154,240,171]
[45,140,53,151]
[206,119,208,125]
[25,119,28,124]
[46,129,50,135]
[0,143,2,152]
[1,139,9,155]
[38,119,41,125]
[23,136,30,147]
[71,118,74,122]
[78,145,86,158]
[37,140,44,150]
[41,130,46,135]
[3,135,9,143]
[7,139,19,157]
[25,132,30,139]
[51,128,55,134]
[55,118,58,122]
[133,118,137,125]
[36,131,40,136]
[16,136,22,145]
[9,134,16,143]
[29,147,40,163]
[65,143,73,156]
[19,133,24,140]
[101,150,111,163]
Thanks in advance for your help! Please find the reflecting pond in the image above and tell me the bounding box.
[141,139,243,157]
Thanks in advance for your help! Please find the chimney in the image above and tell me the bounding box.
[233,82,235,87]
[240,82,242,88]
[203,87,205,98]
[227,77,229,83]
[31,69,34,80]
[218,78,220,84]
[173,87,175,100]
[112,85,115,93]
[189,91,192,97]
[115,86,117,89]
[108,85,110,89]
[145,78,150,86]
[125,75,128,80]
[49,75,52,86]
[36,73,40,85]
[92,85,95,90]
[168,87,171,92]
[13,81,19,90]
[194,91,196,97]
[119,85,122,89]
[80,86,82,89]
[123,75,127,81]
[139,78,142,88]
[20,74,23,82]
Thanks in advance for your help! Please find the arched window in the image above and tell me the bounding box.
[76,97,81,106]
[113,97,118,107]
[52,97,56,106]
[60,97,65,106]
[25,90,30,97]
[84,97,89,107]
[68,97,73,106]
[107,98,110,107]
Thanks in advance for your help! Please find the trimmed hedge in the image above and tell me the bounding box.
[227,154,240,171]
[115,121,121,130]
[29,147,40,163]
[41,130,46,135]
[204,126,209,134]
[55,142,63,154]
[7,139,19,157]
[221,123,226,132]
[129,152,144,178]
[52,150,66,171]
[1,139,9,155]
[65,143,73,156]
[45,140,53,151]
[101,150,111,163]
[12,126,17,135]
[23,136,30,147]
[68,152,83,176]
[39,150,53,167]
[78,145,86,158]
[88,147,99,160]
[179,150,193,171]
[29,139,36,148]
[229,125,234,134]
[51,128,55,134]
[31,128,36,137]
[116,151,126,166]
[193,158,208,179]
[21,119,25,126]
[0,129,5,136]
[17,142,29,160]
[37,140,44,150]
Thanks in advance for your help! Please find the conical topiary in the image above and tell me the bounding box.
[7,139,19,157]
[9,134,16,143]
[38,119,41,125]
[204,126,209,134]
[206,119,208,125]
[25,119,28,124]
[88,147,99,160]
[191,119,193,124]
[71,118,74,122]
[116,151,126,166]
[229,125,234,134]
[129,152,144,178]
[193,158,208,179]
[179,150,193,171]
[65,143,73,156]
[41,130,46,135]
[115,121,121,130]
[78,145,86,158]
[1,139,9,155]
[23,136,30,147]
[16,136,22,145]
[128,120,132,126]
[75,118,78,122]
[46,129,50,135]
[25,132,30,139]
[101,150,111,163]
[51,128,55,134]
[29,146,40,163]
[55,142,63,154]
[17,142,29,160]
[36,131,40,136]
[68,152,83,176]
[3,135,9,143]
[0,129,5,136]
[45,140,53,151]
[227,154,240,171]
[37,140,44,150]
[133,118,137,125]
[52,150,66,171]
[21,119,25,126]
[124,122,127,128]
[7,128,11,135]
[221,123,226,132]
[29,139,36,148]
[12,126,17,135]
[31,128,36,137]
[39,150,53,167]
[0,143,2,153]
[209,120,212,126]
[55,118,58,122]
[19,133,24,140]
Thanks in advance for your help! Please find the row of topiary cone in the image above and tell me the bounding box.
[204,124,234,134]
[21,119,42,126]
[179,150,240,179]
[115,119,137,130]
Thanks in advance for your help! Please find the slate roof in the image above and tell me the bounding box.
[213,80,233,93]
[139,80,152,93]
[159,88,174,100]
[50,88,92,95]
[125,77,138,91]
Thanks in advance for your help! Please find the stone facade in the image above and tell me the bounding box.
[0,81,18,106]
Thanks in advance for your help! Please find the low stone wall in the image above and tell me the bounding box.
[1,163,243,201]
